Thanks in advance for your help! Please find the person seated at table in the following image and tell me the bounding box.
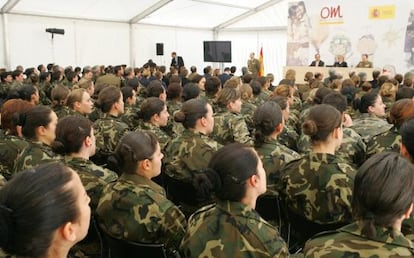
[309,53,325,67]
[333,55,348,67]
[356,54,373,68]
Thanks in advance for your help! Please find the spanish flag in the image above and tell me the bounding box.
[259,47,264,77]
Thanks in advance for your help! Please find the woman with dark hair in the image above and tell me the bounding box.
[352,92,393,143]
[298,92,366,167]
[366,99,414,158]
[93,86,129,165]
[270,88,301,151]
[400,117,414,163]
[97,131,186,256]
[281,104,355,247]
[181,143,289,257]
[14,105,60,173]
[212,87,253,145]
[51,85,71,119]
[253,101,301,195]
[164,98,221,182]
[135,97,170,150]
[0,99,34,179]
[53,115,117,257]
[53,115,118,210]
[120,86,139,130]
[0,162,91,258]
[146,80,167,101]
[304,152,414,257]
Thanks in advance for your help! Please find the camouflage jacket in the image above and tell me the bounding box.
[164,130,222,181]
[96,173,186,253]
[281,152,355,225]
[135,122,170,151]
[241,100,257,133]
[213,107,253,146]
[278,125,299,152]
[180,200,289,258]
[121,105,140,130]
[366,126,400,159]
[0,174,6,188]
[255,137,301,196]
[257,90,271,104]
[53,105,72,120]
[64,156,118,211]
[297,127,367,167]
[14,140,60,173]
[352,113,393,144]
[0,135,29,179]
[304,222,414,257]
[93,114,130,157]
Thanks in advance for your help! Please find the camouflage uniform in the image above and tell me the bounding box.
[96,173,186,255]
[278,125,299,151]
[241,100,257,134]
[255,137,301,196]
[53,105,72,120]
[352,113,393,144]
[297,127,367,167]
[180,200,289,258]
[212,106,253,146]
[164,130,222,181]
[93,114,129,163]
[281,152,355,225]
[0,82,11,100]
[366,126,400,159]
[304,222,414,257]
[66,156,117,258]
[163,100,182,137]
[0,135,29,179]
[14,140,60,173]
[256,90,271,104]
[121,104,140,130]
[135,122,170,151]
[64,156,118,210]
[0,174,6,188]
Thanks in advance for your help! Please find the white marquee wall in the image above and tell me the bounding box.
[0,13,288,79]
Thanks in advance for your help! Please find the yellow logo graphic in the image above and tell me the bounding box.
[369,5,395,19]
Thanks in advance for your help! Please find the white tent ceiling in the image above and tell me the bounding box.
[0,0,288,30]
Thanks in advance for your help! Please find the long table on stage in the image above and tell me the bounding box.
[283,66,375,84]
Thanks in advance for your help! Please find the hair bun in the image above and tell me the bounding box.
[174,111,186,123]
[302,119,318,137]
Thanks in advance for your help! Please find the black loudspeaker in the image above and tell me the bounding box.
[156,43,164,56]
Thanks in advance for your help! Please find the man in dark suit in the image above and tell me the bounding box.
[333,55,348,67]
[170,52,185,71]
[309,53,325,67]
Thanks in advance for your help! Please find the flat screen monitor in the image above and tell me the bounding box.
[203,41,232,62]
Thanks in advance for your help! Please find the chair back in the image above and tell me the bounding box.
[102,232,167,258]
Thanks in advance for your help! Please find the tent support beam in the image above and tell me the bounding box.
[220,26,286,32]
[190,0,250,10]
[129,0,173,24]
[0,0,20,13]
[213,0,283,32]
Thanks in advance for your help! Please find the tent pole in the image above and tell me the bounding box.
[129,24,135,68]
[2,13,10,70]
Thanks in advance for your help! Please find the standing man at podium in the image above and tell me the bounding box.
[171,51,185,71]
[247,52,261,78]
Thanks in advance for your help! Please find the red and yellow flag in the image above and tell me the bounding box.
[259,47,264,77]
